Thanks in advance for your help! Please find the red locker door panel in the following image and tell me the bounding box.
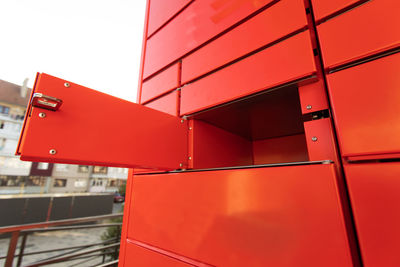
[327,53,400,158]
[345,162,400,267]
[16,73,188,170]
[141,63,179,104]
[181,0,308,84]
[128,163,354,267]
[124,241,194,267]
[144,91,179,116]
[181,31,316,115]
[318,0,400,69]
[143,0,274,78]
[304,118,337,161]
[311,0,359,21]
[147,0,191,37]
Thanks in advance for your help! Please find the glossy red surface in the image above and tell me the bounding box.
[147,0,191,37]
[141,63,180,103]
[304,118,337,161]
[252,134,309,164]
[181,0,307,83]
[327,52,400,157]
[144,0,273,78]
[144,90,179,116]
[189,120,253,169]
[16,73,188,170]
[311,0,359,21]
[180,31,316,115]
[128,164,354,267]
[345,162,400,267]
[298,80,329,114]
[318,0,400,69]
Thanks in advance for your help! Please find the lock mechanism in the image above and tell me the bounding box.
[31,93,63,111]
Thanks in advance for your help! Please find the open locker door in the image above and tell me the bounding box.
[16,73,188,170]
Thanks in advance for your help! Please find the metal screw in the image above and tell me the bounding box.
[306,105,312,110]
[188,156,192,160]
[180,119,184,123]
[189,127,192,130]
[49,149,57,155]
[312,136,318,142]
[38,112,46,118]
[64,82,70,87]
[179,163,183,167]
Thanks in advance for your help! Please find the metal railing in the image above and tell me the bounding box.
[0,213,123,267]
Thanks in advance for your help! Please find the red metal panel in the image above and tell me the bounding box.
[311,0,359,21]
[298,80,329,114]
[128,164,354,267]
[252,134,309,164]
[143,0,274,78]
[147,0,191,37]
[327,53,400,158]
[136,0,151,104]
[144,91,179,116]
[317,0,400,69]
[345,162,400,267]
[181,0,308,84]
[304,118,337,161]
[189,120,253,169]
[180,31,316,115]
[141,63,180,104]
[16,73,188,170]
[118,169,134,267]
[124,241,193,267]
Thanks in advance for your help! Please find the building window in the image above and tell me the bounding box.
[108,179,116,187]
[93,166,107,174]
[54,179,67,187]
[37,162,49,170]
[0,121,4,129]
[26,176,46,186]
[78,165,89,173]
[0,176,25,187]
[0,105,10,115]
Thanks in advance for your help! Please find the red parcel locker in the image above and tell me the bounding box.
[14,0,400,266]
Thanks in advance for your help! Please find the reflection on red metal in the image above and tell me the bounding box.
[15,0,400,266]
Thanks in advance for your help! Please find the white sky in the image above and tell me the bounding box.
[0,0,146,102]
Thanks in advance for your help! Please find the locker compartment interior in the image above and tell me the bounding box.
[189,84,309,169]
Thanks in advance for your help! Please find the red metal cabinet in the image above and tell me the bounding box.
[317,0,400,69]
[180,31,316,115]
[143,0,274,78]
[345,162,400,267]
[16,73,188,170]
[141,63,180,104]
[127,163,354,267]
[327,52,400,158]
[181,0,308,83]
